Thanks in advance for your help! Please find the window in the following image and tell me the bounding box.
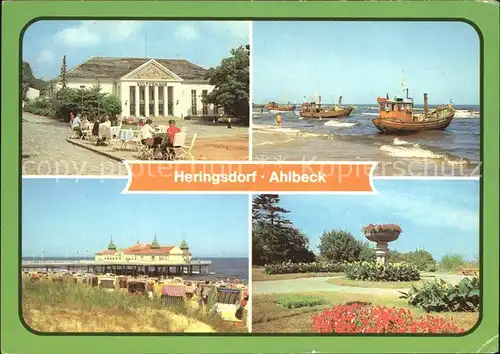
[130,86,136,116]
[213,105,219,115]
[202,90,208,115]
[159,86,164,116]
[191,90,197,115]
[152,256,155,261]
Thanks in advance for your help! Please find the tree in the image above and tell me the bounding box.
[358,241,376,262]
[204,45,249,125]
[101,94,122,121]
[404,249,436,271]
[252,194,315,265]
[22,62,36,101]
[318,229,362,263]
[60,55,68,88]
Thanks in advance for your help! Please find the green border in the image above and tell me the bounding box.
[2,1,499,353]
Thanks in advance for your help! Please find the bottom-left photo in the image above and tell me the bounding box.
[21,178,250,333]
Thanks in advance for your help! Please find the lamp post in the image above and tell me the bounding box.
[80,85,85,114]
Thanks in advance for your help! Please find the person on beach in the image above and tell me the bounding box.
[275,114,282,127]
[227,117,232,129]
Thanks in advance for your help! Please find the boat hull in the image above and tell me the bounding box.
[300,107,353,119]
[372,112,454,133]
[266,105,296,111]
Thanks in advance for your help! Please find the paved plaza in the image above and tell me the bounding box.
[22,112,127,176]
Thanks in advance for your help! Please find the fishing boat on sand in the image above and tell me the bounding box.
[265,102,297,111]
[372,89,455,133]
[300,95,353,119]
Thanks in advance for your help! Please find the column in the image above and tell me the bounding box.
[163,85,169,117]
[154,85,159,117]
[120,83,128,118]
[135,85,140,117]
[144,84,150,117]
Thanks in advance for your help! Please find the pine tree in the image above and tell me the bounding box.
[60,55,67,88]
[252,194,315,265]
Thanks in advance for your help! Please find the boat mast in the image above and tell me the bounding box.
[400,70,406,98]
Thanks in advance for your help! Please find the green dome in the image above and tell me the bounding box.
[107,237,117,250]
[151,235,160,249]
[180,239,189,249]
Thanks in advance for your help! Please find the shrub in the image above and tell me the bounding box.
[361,224,402,235]
[264,261,344,275]
[318,229,363,263]
[439,254,467,272]
[276,295,327,309]
[312,304,464,333]
[24,97,57,117]
[344,261,420,282]
[399,277,480,313]
[404,250,437,272]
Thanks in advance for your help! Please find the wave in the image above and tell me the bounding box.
[454,110,480,119]
[380,139,469,165]
[361,112,379,116]
[252,124,302,134]
[324,120,357,128]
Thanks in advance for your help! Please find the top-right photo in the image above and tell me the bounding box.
[251,21,480,177]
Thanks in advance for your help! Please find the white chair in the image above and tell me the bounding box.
[158,125,168,134]
[101,126,121,151]
[173,133,197,160]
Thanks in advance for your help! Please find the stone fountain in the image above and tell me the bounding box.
[362,224,402,265]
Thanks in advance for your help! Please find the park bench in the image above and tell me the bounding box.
[460,267,479,276]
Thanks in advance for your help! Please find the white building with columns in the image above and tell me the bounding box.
[46,56,219,118]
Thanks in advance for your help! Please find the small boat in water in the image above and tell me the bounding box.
[300,95,353,119]
[372,90,455,134]
[265,102,296,111]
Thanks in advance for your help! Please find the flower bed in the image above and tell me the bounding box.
[312,304,464,333]
[362,224,402,235]
[400,277,480,312]
[264,261,344,275]
[344,261,420,282]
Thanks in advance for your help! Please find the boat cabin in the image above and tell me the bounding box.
[377,95,414,121]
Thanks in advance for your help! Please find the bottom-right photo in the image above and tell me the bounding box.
[251,179,480,334]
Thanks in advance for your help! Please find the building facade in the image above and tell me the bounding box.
[47,56,220,119]
[95,236,192,264]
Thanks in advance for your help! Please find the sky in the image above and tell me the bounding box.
[270,179,480,260]
[252,21,480,105]
[23,20,250,80]
[22,179,249,258]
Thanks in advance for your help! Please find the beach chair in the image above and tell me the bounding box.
[173,132,197,160]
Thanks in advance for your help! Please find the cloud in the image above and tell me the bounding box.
[174,24,199,42]
[37,49,55,62]
[375,191,479,233]
[207,21,250,42]
[54,21,143,47]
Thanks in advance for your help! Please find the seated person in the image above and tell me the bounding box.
[92,118,100,137]
[161,120,181,158]
[140,119,156,145]
[80,116,90,139]
[71,114,82,138]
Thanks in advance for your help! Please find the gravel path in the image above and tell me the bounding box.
[22,112,127,176]
[253,273,469,296]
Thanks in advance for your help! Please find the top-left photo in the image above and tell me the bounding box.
[22,20,250,176]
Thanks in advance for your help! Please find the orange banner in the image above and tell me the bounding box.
[124,162,376,193]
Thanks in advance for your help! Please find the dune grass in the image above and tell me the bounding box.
[22,278,246,333]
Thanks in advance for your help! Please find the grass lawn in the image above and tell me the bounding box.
[253,267,342,282]
[325,277,432,289]
[252,292,479,333]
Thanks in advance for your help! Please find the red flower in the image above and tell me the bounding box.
[312,304,463,334]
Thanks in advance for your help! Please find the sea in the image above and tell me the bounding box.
[252,104,480,177]
[22,257,249,283]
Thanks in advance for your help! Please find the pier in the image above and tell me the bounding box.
[21,260,212,277]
